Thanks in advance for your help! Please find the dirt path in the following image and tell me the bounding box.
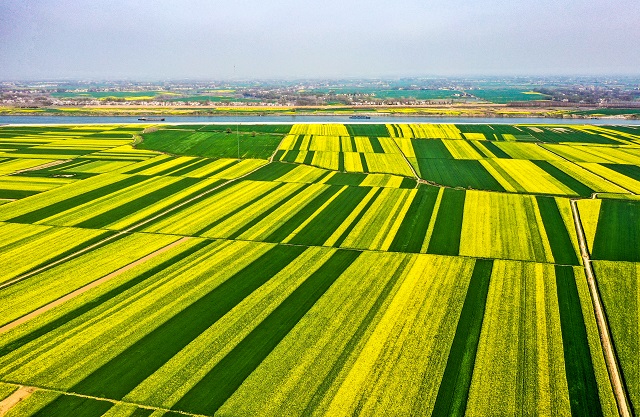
[570,200,632,417]
[0,386,35,416]
[10,159,72,175]
[0,382,208,417]
[0,237,190,335]
[269,134,288,163]
[388,137,421,181]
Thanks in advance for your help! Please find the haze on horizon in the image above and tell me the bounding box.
[1,0,639,81]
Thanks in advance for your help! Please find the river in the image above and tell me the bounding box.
[1,115,639,125]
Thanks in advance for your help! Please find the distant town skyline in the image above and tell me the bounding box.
[1,0,639,80]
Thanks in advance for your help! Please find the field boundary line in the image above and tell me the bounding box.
[0,237,191,335]
[0,232,125,290]
[388,136,421,180]
[0,385,35,417]
[1,160,271,290]
[0,382,209,417]
[570,199,632,417]
[9,159,72,175]
[269,133,289,163]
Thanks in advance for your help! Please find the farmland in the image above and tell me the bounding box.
[0,123,639,416]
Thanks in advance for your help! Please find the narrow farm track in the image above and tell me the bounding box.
[0,386,35,417]
[269,134,288,163]
[389,136,421,181]
[570,199,633,417]
[0,383,209,417]
[9,159,72,175]
[0,237,191,335]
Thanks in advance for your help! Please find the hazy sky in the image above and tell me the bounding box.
[1,0,639,80]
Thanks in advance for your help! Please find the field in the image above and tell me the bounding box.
[0,123,639,416]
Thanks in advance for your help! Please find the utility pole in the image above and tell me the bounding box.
[237,123,240,159]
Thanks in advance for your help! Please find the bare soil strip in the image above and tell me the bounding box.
[0,386,35,417]
[10,159,72,175]
[570,199,632,417]
[0,237,191,335]
[0,382,208,417]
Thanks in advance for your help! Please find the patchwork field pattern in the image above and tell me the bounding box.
[0,123,638,417]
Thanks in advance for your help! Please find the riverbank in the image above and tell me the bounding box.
[1,104,637,120]
[3,115,640,125]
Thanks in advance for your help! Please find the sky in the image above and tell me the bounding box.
[1,0,639,80]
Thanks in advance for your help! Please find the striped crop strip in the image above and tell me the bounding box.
[7,175,148,224]
[68,245,307,400]
[0,240,213,358]
[6,387,208,417]
[0,230,120,290]
[313,170,336,184]
[555,265,604,417]
[74,177,202,229]
[226,183,315,240]
[591,199,640,263]
[303,151,315,165]
[187,159,241,178]
[301,255,413,415]
[466,140,491,158]
[123,157,175,174]
[338,153,345,172]
[325,172,367,186]
[332,187,385,247]
[124,180,230,233]
[0,189,41,199]
[480,141,512,158]
[263,186,344,243]
[166,158,217,177]
[171,249,361,416]
[150,159,206,177]
[532,161,594,197]
[388,185,439,253]
[359,153,369,172]
[426,188,466,256]
[400,177,418,188]
[369,137,385,153]
[193,182,289,236]
[535,196,581,266]
[29,393,114,417]
[279,150,298,163]
[243,162,298,182]
[288,186,372,246]
[291,135,305,151]
[431,259,493,417]
[601,163,640,182]
[349,137,357,152]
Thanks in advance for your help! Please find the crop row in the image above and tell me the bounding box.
[105,176,581,264]
[271,128,640,196]
[577,198,640,262]
[0,172,584,263]
[593,261,640,414]
[0,241,615,416]
[0,222,110,285]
